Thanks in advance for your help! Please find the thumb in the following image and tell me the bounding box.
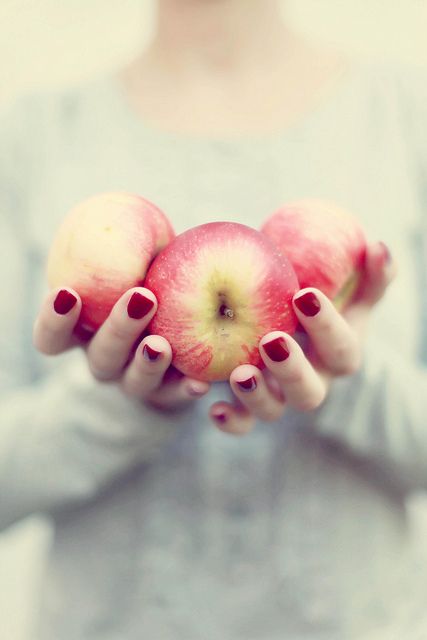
[344,241,397,331]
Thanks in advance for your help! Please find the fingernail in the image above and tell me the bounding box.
[188,382,207,397]
[127,292,154,319]
[142,343,161,361]
[54,289,77,315]
[212,412,227,424]
[236,376,257,392]
[294,291,321,317]
[379,241,391,266]
[262,336,290,362]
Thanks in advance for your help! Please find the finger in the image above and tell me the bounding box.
[209,401,255,436]
[87,287,157,381]
[346,241,397,329]
[259,332,328,411]
[121,335,173,399]
[292,289,361,376]
[147,371,210,410]
[229,364,286,422]
[33,287,82,355]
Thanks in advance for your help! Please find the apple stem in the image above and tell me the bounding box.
[219,303,234,319]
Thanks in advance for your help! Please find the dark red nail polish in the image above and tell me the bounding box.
[294,292,321,317]
[143,344,161,361]
[127,292,154,319]
[379,241,391,265]
[236,376,257,392]
[213,412,227,424]
[54,289,77,315]
[262,336,290,362]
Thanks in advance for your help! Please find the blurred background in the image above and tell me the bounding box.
[0,1,426,638]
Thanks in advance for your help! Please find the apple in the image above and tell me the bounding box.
[260,199,367,309]
[145,221,300,382]
[47,192,175,331]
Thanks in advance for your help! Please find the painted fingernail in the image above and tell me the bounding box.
[54,289,77,315]
[236,376,257,392]
[262,336,290,362]
[127,292,154,319]
[379,241,391,265]
[294,291,321,317]
[142,343,161,361]
[212,412,227,424]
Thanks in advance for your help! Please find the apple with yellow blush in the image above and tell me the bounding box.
[145,221,300,382]
[47,192,175,331]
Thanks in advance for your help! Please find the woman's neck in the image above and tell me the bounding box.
[119,1,347,138]
[148,0,289,79]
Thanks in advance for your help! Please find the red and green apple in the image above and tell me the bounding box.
[145,221,300,382]
[260,199,367,309]
[47,191,175,331]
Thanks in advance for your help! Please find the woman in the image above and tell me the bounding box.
[1,0,426,638]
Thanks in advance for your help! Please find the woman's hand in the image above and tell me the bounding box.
[33,287,210,410]
[209,241,396,435]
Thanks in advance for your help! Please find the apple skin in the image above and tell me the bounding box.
[260,199,367,309]
[47,192,175,331]
[145,221,300,382]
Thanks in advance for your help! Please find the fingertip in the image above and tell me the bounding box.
[126,287,157,320]
[209,403,254,436]
[141,342,163,363]
[142,334,171,355]
[139,285,158,304]
[367,241,394,271]
[210,408,234,435]
[363,242,397,299]
[229,364,259,385]
[186,379,210,397]
[137,336,172,370]
[33,286,83,354]
[259,331,291,364]
[293,288,323,318]
[51,286,81,316]
[378,241,392,265]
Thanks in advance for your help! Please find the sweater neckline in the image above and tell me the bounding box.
[98,57,361,149]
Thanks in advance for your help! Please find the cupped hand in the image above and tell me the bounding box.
[33,287,210,410]
[209,241,396,435]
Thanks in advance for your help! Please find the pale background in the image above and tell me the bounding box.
[0,1,426,638]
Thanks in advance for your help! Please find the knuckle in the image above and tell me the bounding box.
[246,393,285,422]
[108,315,135,341]
[330,338,361,375]
[336,354,362,376]
[88,361,117,382]
[316,315,335,335]
[145,394,175,412]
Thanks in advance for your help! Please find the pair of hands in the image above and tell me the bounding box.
[33,241,395,436]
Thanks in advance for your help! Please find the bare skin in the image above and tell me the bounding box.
[33,0,397,434]
[120,2,348,138]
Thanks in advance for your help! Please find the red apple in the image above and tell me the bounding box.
[145,221,300,382]
[47,192,175,331]
[260,199,367,309]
